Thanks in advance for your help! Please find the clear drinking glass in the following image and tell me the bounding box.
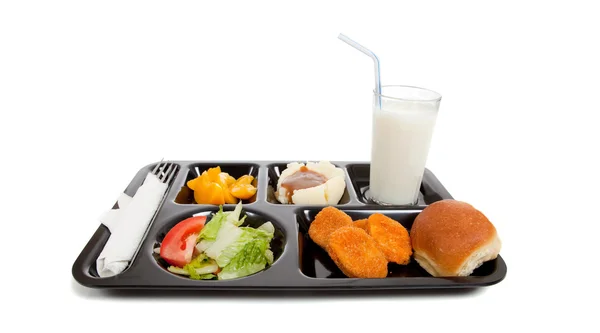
[367,85,442,205]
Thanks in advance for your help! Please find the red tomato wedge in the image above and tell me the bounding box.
[159,216,206,267]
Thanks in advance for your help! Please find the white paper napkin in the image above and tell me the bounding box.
[96,172,168,277]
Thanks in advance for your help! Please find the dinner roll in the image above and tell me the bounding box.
[410,199,501,277]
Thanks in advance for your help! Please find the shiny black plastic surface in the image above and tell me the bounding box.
[72,161,507,290]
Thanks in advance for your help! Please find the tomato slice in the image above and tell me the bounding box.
[160,216,206,267]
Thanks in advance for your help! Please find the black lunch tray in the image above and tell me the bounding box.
[72,160,507,291]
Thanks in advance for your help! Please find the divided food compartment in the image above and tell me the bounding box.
[72,160,507,290]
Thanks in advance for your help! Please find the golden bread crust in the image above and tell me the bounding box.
[410,199,498,276]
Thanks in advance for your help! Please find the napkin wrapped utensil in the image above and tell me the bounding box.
[96,161,179,278]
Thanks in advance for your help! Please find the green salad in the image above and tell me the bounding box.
[158,202,275,280]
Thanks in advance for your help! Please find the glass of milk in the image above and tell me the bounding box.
[367,85,442,205]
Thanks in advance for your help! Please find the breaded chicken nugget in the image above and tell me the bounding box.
[308,206,353,249]
[326,226,388,278]
[354,219,368,231]
[367,213,412,265]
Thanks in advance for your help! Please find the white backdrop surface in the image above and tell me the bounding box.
[1,1,598,332]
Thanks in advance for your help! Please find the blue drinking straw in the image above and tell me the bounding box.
[338,33,382,108]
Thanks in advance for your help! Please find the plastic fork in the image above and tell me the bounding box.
[151,160,179,184]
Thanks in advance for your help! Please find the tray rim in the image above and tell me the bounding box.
[72,160,507,291]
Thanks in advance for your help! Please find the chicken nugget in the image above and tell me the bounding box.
[326,226,388,278]
[367,213,412,265]
[354,219,368,231]
[308,206,353,249]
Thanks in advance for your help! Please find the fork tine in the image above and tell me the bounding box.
[151,158,165,175]
[151,163,160,175]
[164,164,178,184]
[156,163,166,180]
[161,163,174,183]
[157,163,166,179]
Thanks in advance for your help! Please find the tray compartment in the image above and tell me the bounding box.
[346,164,452,206]
[151,205,288,280]
[296,207,499,279]
[266,162,351,205]
[174,162,260,205]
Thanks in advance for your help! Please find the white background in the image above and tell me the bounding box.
[1,0,598,332]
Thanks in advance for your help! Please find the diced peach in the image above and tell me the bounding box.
[223,186,239,204]
[195,182,225,205]
[188,167,257,204]
[206,166,222,183]
[235,175,254,185]
[220,173,236,187]
[187,177,199,190]
[230,183,257,200]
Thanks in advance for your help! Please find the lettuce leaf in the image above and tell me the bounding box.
[265,249,274,265]
[217,239,270,280]
[258,221,275,234]
[195,239,214,253]
[212,229,256,267]
[204,221,244,263]
[183,253,218,279]
[226,201,245,226]
[198,206,227,241]
[166,260,217,280]
[167,266,188,275]
[198,202,247,242]
[240,222,274,242]
[211,221,275,268]
[198,204,275,279]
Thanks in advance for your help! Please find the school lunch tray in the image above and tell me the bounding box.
[72,160,507,291]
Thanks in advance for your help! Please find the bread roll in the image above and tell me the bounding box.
[410,199,501,277]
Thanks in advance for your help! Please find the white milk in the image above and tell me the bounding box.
[369,97,439,205]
